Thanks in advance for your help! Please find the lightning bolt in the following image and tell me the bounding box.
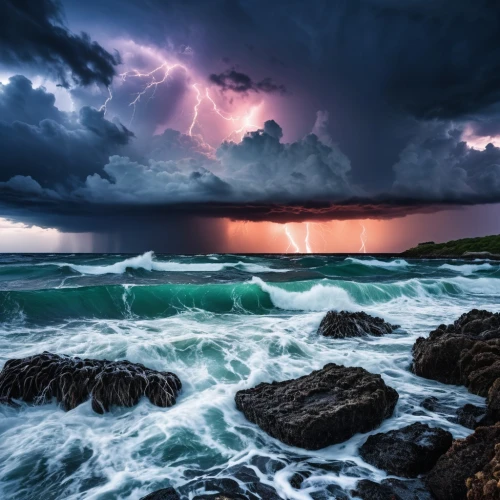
[99,87,113,115]
[305,222,312,253]
[103,56,262,143]
[120,62,188,126]
[188,83,203,136]
[284,224,301,253]
[359,223,367,253]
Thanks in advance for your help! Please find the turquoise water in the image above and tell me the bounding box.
[0,252,498,499]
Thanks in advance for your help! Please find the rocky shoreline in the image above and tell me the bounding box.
[2,310,500,499]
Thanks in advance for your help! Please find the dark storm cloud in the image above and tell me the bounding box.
[209,70,286,94]
[393,121,500,200]
[0,0,118,87]
[0,76,133,186]
[4,0,500,247]
[59,0,500,191]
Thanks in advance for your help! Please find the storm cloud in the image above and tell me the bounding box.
[0,0,119,88]
[1,0,500,250]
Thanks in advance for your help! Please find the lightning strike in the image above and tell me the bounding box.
[284,224,301,253]
[188,83,203,136]
[106,56,263,143]
[120,62,187,126]
[359,223,367,253]
[99,87,113,115]
[305,222,312,253]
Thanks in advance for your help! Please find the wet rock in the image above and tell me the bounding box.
[359,422,452,477]
[352,478,433,500]
[140,488,180,500]
[420,396,453,415]
[235,363,398,450]
[317,311,399,338]
[0,352,181,413]
[412,310,500,400]
[290,471,310,489]
[456,404,486,429]
[466,443,500,499]
[427,423,500,499]
[193,494,249,500]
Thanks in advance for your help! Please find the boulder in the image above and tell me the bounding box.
[427,423,500,499]
[235,363,398,450]
[359,423,452,477]
[456,404,487,429]
[352,478,433,500]
[412,310,500,398]
[317,311,399,338]
[0,352,181,413]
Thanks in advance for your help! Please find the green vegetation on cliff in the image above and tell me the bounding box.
[402,234,500,258]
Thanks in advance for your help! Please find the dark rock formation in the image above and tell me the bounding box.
[0,352,181,414]
[488,378,500,422]
[352,478,433,500]
[140,488,181,500]
[427,423,500,499]
[466,443,500,499]
[317,311,399,338]
[235,363,398,450]
[359,423,452,477]
[412,310,500,398]
[456,404,487,429]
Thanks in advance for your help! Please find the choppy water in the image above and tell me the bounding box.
[0,252,498,499]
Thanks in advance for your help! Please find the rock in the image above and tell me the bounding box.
[456,404,486,429]
[140,488,180,500]
[420,396,454,415]
[317,311,399,338]
[359,423,452,477]
[193,495,249,500]
[0,352,181,413]
[412,310,500,399]
[235,363,398,450]
[466,443,500,499]
[488,378,500,422]
[427,423,500,499]
[352,478,433,500]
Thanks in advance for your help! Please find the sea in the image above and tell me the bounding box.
[0,251,498,500]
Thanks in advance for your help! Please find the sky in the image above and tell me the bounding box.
[1,0,500,253]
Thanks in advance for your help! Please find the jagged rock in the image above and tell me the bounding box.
[466,443,500,499]
[427,423,500,499]
[0,352,181,414]
[456,404,487,429]
[140,488,180,500]
[412,310,500,399]
[235,363,398,450]
[352,478,433,500]
[359,423,452,477]
[317,311,399,338]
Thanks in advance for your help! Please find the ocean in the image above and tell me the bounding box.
[0,252,497,499]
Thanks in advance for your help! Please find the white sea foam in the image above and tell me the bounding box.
[251,276,359,311]
[42,251,288,275]
[439,262,495,275]
[345,257,411,269]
